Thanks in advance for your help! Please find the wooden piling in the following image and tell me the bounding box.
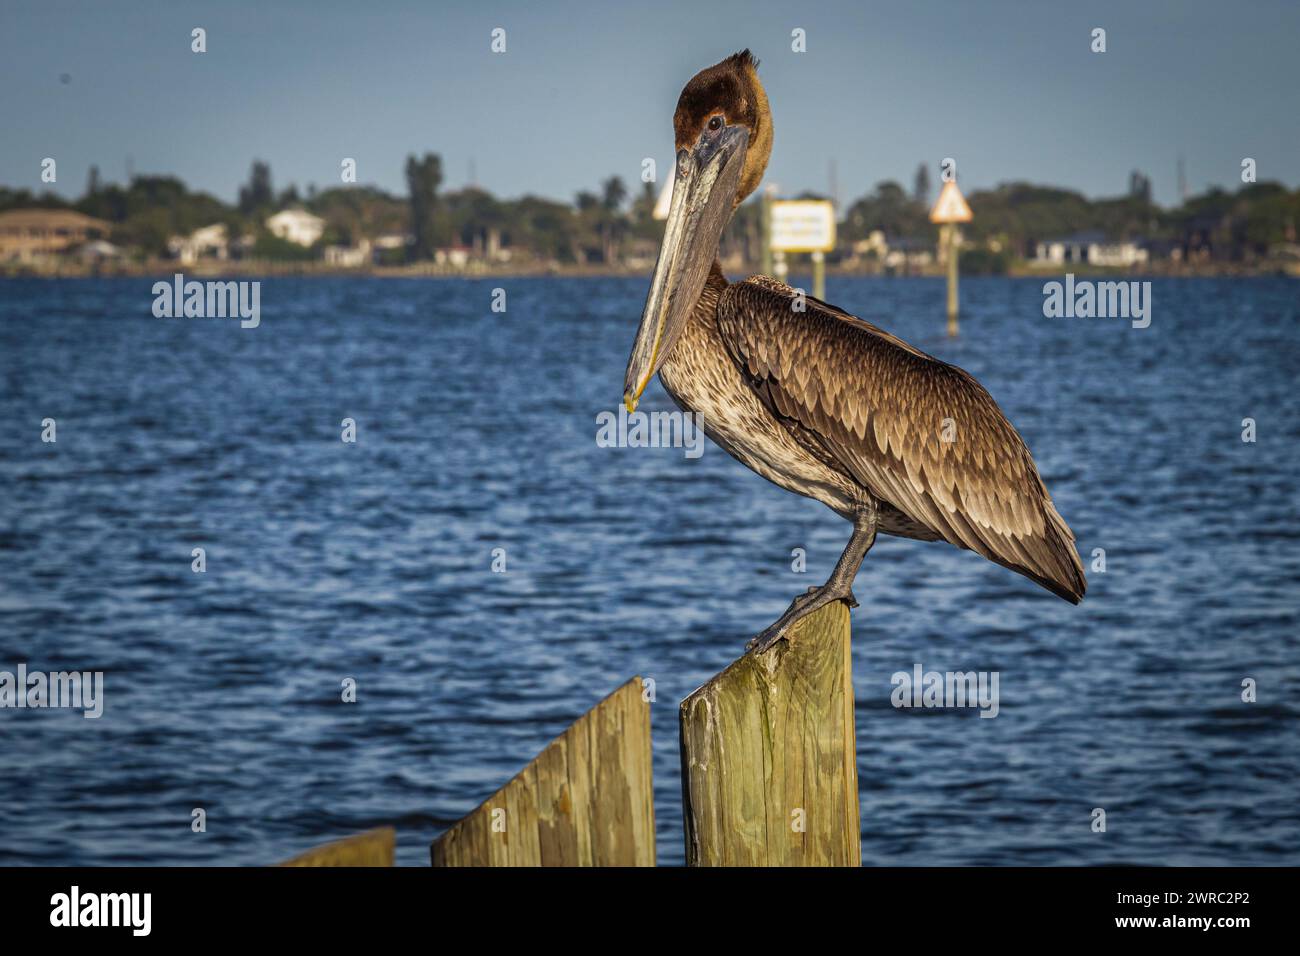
[679,602,860,866]
[944,223,960,337]
[929,179,973,338]
[431,677,655,866]
[278,826,396,867]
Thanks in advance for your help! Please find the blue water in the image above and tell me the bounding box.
[0,275,1296,866]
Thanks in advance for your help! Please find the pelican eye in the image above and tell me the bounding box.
[708,115,723,132]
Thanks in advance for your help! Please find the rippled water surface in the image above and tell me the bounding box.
[1,275,1296,866]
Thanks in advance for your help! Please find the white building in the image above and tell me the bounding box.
[168,223,229,264]
[265,209,326,247]
[1089,241,1149,267]
[434,245,471,268]
[883,237,935,272]
[851,230,889,260]
[76,239,123,262]
[324,238,371,268]
[1034,232,1148,268]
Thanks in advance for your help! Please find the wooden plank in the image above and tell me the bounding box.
[278,826,396,867]
[431,678,655,866]
[535,735,577,865]
[628,676,655,860]
[679,602,860,866]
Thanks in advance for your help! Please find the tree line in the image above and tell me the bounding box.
[1,156,1295,266]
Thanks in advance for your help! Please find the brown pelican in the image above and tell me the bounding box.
[623,51,1085,654]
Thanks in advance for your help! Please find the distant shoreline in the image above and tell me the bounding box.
[2,260,1296,280]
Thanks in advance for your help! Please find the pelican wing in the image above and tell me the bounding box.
[717,276,1086,602]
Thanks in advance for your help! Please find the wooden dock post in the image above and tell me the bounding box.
[679,602,860,865]
[278,826,396,866]
[431,678,655,866]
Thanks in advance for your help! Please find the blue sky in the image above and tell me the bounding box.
[2,0,1295,208]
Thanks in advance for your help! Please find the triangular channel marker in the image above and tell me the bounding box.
[930,179,973,224]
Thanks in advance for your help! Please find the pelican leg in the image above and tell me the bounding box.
[746,504,878,654]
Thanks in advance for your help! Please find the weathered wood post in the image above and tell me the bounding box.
[278,826,396,866]
[679,602,860,865]
[811,249,826,301]
[431,677,655,866]
[943,223,960,336]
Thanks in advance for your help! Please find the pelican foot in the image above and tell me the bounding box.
[784,586,820,612]
[745,621,791,655]
[745,584,857,654]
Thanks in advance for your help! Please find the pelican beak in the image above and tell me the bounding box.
[623,125,749,412]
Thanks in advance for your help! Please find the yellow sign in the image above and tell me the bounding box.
[770,200,836,252]
[929,181,973,224]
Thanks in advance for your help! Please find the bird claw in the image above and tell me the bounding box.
[784,586,821,614]
[748,585,859,654]
[745,625,788,655]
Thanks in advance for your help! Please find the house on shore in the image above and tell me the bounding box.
[434,245,472,268]
[75,239,124,263]
[883,237,935,273]
[265,208,326,247]
[1033,231,1149,267]
[851,230,890,261]
[843,231,934,273]
[168,223,230,264]
[0,208,113,262]
[324,238,372,268]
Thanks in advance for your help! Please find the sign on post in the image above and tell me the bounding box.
[769,200,836,252]
[929,181,972,224]
[928,180,972,336]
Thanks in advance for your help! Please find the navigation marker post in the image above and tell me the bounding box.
[929,180,973,337]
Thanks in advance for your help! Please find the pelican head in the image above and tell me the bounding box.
[623,50,772,411]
